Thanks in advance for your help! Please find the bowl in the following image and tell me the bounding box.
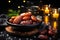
[6,18,42,32]
[5,26,39,37]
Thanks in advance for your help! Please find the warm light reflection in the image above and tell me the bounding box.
[41,8,44,11]
[8,0,11,3]
[53,21,57,30]
[38,7,40,10]
[18,6,20,9]
[44,6,49,14]
[52,9,59,19]
[44,16,49,24]
[23,0,26,3]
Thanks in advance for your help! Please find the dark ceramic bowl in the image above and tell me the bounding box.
[6,18,42,32]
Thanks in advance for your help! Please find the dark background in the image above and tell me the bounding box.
[0,0,60,14]
[0,0,60,39]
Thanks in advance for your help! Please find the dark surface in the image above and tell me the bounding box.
[0,21,59,40]
[0,30,39,40]
[0,26,59,40]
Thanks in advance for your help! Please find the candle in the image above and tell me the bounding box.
[44,16,49,24]
[52,9,59,19]
[53,21,57,31]
[44,6,49,14]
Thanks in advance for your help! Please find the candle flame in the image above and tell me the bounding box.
[54,9,57,14]
[46,7,48,10]
[44,6,49,14]
[53,9,59,19]
[44,16,49,24]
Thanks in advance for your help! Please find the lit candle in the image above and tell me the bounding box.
[44,6,49,14]
[52,9,59,19]
[53,21,57,31]
[44,16,49,24]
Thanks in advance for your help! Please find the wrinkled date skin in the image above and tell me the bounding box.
[9,12,41,25]
[20,20,32,25]
[31,15,37,21]
[22,16,30,20]
[13,16,22,24]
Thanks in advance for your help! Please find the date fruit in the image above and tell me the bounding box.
[38,35,48,40]
[31,15,37,21]
[13,16,22,24]
[20,20,32,25]
[9,19,14,23]
[23,16,30,20]
[20,12,32,17]
[11,16,16,19]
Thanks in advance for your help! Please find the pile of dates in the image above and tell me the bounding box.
[9,12,41,25]
[38,26,55,40]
